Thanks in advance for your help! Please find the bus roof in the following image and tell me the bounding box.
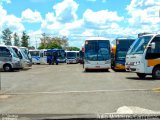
[0,44,7,47]
[65,51,79,53]
[29,49,40,52]
[85,37,110,41]
[116,38,135,40]
[140,34,160,37]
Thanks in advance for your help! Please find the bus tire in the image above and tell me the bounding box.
[137,73,146,79]
[3,64,12,72]
[152,66,160,79]
[85,69,88,72]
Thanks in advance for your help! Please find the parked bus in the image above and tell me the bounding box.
[66,51,79,64]
[46,49,66,65]
[29,50,41,64]
[0,45,21,71]
[84,37,111,71]
[57,49,66,63]
[125,34,160,79]
[11,46,32,68]
[111,38,135,70]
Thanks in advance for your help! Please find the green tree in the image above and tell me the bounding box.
[21,31,30,47]
[1,28,12,45]
[38,33,68,49]
[66,47,80,51]
[13,32,20,46]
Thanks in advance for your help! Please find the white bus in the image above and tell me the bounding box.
[125,34,160,79]
[84,37,111,72]
[0,45,21,71]
[29,50,41,64]
[66,51,79,64]
[39,49,48,64]
[11,46,32,69]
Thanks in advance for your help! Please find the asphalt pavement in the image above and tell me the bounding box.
[0,64,160,114]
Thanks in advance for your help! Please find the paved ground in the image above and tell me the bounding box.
[0,64,160,114]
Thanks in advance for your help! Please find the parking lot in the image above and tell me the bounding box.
[0,64,160,114]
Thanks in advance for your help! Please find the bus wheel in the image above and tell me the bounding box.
[3,64,12,72]
[137,73,146,79]
[152,66,160,79]
[85,69,88,72]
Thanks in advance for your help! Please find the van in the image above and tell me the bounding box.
[0,45,21,71]
[11,46,32,69]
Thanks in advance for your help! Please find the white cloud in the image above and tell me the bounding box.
[53,0,79,23]
[0,5,24,32]
[83,9,124,25]
[21,8,42,23]
[127,0,160,28]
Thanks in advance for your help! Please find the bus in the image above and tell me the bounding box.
[11,46,32,68]
[84,37,111,71]
[57,49,66,63]
[46,49,66,65]
[29,50,41,64]
[125,34,160,79]
[66,51,79,64]
[0,45,21,71]
[111,38,135,70]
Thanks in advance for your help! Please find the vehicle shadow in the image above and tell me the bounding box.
[112,69,126,72]
[126,77,160,81]
[82,69,111,73]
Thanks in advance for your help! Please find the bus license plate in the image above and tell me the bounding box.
[96,66,100,68]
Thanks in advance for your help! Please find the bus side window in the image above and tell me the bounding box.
[0,47,11,57]
[146,37,160,59]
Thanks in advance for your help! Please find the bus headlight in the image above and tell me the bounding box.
[134,61,140,65]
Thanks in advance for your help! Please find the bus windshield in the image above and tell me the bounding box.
[85,40,110,61]
[127,36,152,55]
[8,47,19,58]
[20,48,32,60]
[58,50,65,59]
[116,39,135,61]
[30,51,40,56]
[67,52,76,59]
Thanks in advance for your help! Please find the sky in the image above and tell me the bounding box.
[0,0,160,48]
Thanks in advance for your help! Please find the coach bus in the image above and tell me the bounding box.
[84,37,111,72]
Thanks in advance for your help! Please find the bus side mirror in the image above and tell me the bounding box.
[151,42,156,49]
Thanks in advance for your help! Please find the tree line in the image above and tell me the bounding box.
[1,28,30,47]
[1,28,80,51]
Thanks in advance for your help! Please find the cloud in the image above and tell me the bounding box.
[126,0,160,28]
[53,0,79,23]
[83,9,124,24]
[0,5,24,32]
[21,8,42,23]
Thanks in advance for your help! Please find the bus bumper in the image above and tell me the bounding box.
[84,64,110,70]
[125,64,145,73]
[114,64,125,70]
